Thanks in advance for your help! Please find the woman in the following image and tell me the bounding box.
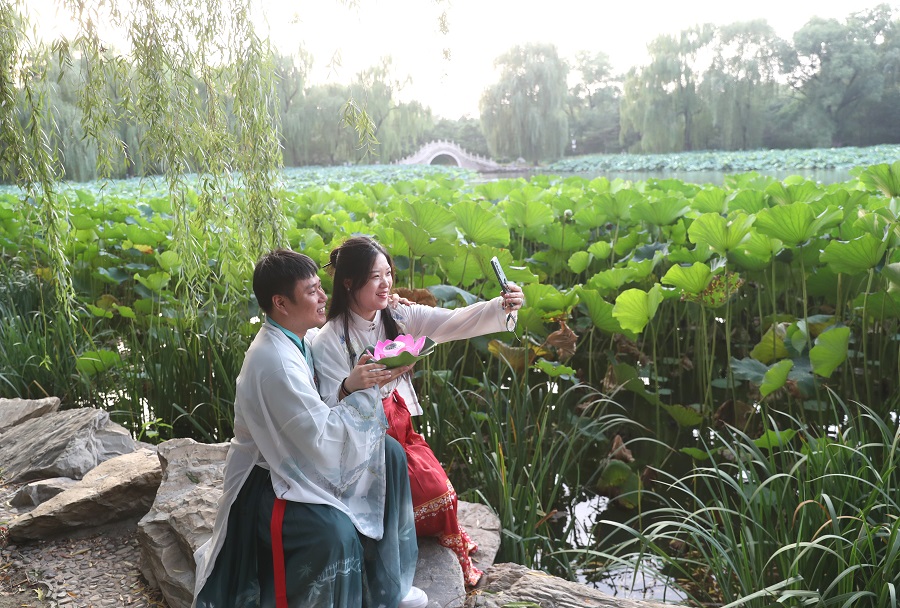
[311,236,524,586]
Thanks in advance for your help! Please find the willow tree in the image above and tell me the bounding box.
[620,24,715,153]
[479,43,568,164]
[701,20,785,150]
[566,51,622,155]
[0,0,292,312]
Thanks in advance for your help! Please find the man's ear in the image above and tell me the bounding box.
[271,294,284,312]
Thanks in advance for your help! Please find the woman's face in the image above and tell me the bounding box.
[349,252,393,318]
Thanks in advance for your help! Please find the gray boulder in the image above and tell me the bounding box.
[414,501,503,608]
[137,438,230,608]
[0,396,60,434]
[6,448,162,541]
[0,407,134,483]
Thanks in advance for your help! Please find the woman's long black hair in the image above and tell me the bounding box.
[326,236,401,364]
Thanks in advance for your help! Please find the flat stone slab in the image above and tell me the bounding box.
[466,563,675,608]
[0,396,60,434]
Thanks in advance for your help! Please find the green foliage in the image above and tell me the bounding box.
[425,360,636,572]
[592,400,900,607]
[3,164,897,433]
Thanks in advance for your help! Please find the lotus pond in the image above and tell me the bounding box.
[2,159,899,604]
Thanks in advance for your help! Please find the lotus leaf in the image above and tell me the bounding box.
[394,220,455,260]
[428,285,478,306]
[452,200,509,247]
[534,358,575,378]
[754,428,797,450]
[750,324,789,364]
[156,250,182,273]
[661,403,704,427]
[402,200,457,239]
[856,291,900,321]
[820,234,886,275]
[755,205,842,248]
[691,189,727,214]
[568,251,592,274]
[631,197,690,226]
[760,359,794,397]
[688,212,754,256]
[134,271,171,293]
[858,160,900,198]
[76,349,121,376]
[576,287,622,334]
[613,285,663,334]
[809,326,850,378]
[503,198,554,241]
[661,262,714,296]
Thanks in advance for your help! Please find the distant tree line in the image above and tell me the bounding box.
[481,4,900,163]
[3,3,898,181]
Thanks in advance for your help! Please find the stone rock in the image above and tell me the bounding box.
[9,477,78,508]
[6,448,161,541]
[137,438,230,608]
[414,538,467,608]
[0,407,135,483]
[459,501,501,569]
[0,396,60,434]
[465,563,674,608]
[137,439,504,608]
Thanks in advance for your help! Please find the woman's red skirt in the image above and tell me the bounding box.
[382,390,483,586]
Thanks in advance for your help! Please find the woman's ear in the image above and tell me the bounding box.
[343,278,352,292]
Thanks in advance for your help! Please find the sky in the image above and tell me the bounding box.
[262,0,896,119]
[27,0,899,119]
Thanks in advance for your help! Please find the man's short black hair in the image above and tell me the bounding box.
[253,248,319,314]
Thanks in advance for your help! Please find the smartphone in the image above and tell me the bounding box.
[490,256,510,294]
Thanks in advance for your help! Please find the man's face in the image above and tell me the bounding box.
[271,275,327,336]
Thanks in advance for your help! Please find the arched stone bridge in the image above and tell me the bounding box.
[395,140,505,172]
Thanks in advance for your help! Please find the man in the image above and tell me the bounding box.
[193,249,427,608]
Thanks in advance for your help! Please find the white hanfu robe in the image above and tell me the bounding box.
[192,322,388,606]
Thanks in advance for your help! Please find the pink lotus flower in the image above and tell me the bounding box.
[373,334,427,360]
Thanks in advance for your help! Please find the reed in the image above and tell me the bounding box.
[586,395,900,607]
[419,354,636,576]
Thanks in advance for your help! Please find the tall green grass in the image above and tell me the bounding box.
[0,256,248,442]
[586,396,900,606]
[417,354,638,576]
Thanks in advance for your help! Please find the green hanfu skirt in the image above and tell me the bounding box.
[196,437,417,608]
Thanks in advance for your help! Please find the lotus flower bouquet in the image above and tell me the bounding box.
[366,334,436,368]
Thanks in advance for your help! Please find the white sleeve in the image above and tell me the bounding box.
[399,297,514,344]
[311,324,353,408]
[241,350,383,494]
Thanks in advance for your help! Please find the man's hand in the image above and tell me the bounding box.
[389,293,413,307]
